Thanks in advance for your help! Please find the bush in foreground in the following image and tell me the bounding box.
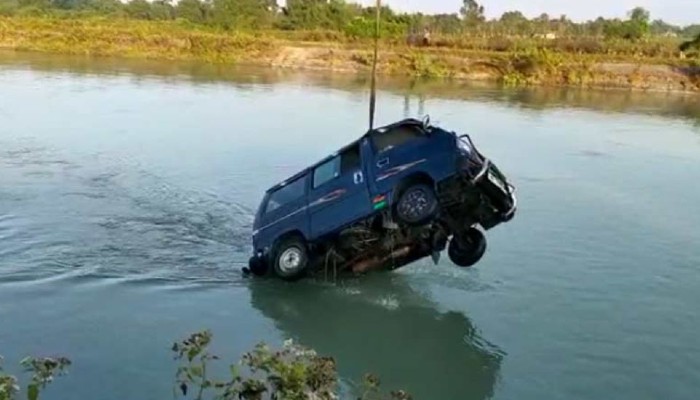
[0,330,410,400]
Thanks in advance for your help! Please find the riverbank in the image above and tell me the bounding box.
[1,17,698,92]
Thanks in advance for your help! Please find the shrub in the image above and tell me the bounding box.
[0,331,410,400]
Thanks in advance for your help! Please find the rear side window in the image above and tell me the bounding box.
[372,125,423,153]
[265,176,306,213]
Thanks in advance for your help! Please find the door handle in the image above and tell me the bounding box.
[377,158,389,168]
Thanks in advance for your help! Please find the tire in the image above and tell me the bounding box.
[448,228,487,268]
[271,236,309,281]
[394,183,439,226]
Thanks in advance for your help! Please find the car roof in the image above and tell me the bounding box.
[265,118,429,193]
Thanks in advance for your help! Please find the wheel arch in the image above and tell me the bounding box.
[272,229,307,249]
[391,171,436,204]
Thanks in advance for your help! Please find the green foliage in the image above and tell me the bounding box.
[0,357,20,400]
[171,330,409,400]
[0,3,696,90]
[20,357,71,400]
[343,16,404,40]
[459,0,484,28]
[0,0,694,49]
[124,0,153,19]
[175,0,211,24]
[680,33,700,56]
[0,0,18,16]
[603,7,650,41]
[0,355,70,400]
[1,331,411,400]
[212,0,274,30]
[683,25,700,39]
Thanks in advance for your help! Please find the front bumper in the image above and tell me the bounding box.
[457,134,517,225]
[472,159,517,220]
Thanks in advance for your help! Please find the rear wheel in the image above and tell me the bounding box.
[448,228,487,268]
[394,183,438,226]
[271,236,309,281]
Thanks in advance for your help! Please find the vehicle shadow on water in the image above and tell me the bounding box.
[247,273,505,399]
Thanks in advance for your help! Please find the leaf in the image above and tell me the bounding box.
[187,348,198,362]
[190,366,203,378]
[27,383,38,400]
[179,383,188,396]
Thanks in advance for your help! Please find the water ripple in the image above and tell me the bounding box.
[0,142,254,287]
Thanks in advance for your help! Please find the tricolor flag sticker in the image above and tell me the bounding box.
[373,194,387,210]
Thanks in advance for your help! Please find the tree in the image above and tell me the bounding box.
[282,0,332,30]
[628,7,650,24]
[650,19,677,35]
[430,13,462,35]
[176,0,212,23]
[533,13,551,34]
[149,0,175,20]
[682,24,700,39]
[679,32,700,54]
[212,0,276,30]
[460,0,484,28]
[498,10,529,35]
[125,0,152,19]
[625,6,650,39]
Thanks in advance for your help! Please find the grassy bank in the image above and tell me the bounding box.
[1,17,699,91]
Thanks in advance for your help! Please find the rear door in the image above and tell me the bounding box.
[308,142,372,239]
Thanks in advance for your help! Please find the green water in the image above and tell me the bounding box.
[1,51,699,400]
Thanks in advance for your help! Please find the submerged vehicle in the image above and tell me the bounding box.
[247,117,516,281]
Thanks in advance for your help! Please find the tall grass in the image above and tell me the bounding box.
[0,16,278,62]
[0,16,697,90]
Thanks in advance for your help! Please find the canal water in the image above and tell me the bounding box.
[1,51,699,400]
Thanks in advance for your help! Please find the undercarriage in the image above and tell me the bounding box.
[308,165,512,277]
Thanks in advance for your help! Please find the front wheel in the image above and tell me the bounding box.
[448,228,487,268]
[271,236,309,281]
[394,183,438,226]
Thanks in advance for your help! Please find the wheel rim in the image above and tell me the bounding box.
[279,247,303,273]
[399,188,430,221]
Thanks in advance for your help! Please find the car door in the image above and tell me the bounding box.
[308,142,372,239]
[370,123,434,195]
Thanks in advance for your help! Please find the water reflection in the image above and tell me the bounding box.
[248,274,504,400]
[1,50,698,125]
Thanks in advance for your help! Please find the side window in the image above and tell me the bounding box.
[313,144,362,189]
[265,176,306,213]
[372,125,423,153]
[313,157,340,189]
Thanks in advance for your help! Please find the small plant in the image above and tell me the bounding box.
[0,357,20,400]
[0,355,71,400]
[0,331,411,400]
[172,330,410,400]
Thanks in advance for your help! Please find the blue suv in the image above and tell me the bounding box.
[247,118,516,281]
